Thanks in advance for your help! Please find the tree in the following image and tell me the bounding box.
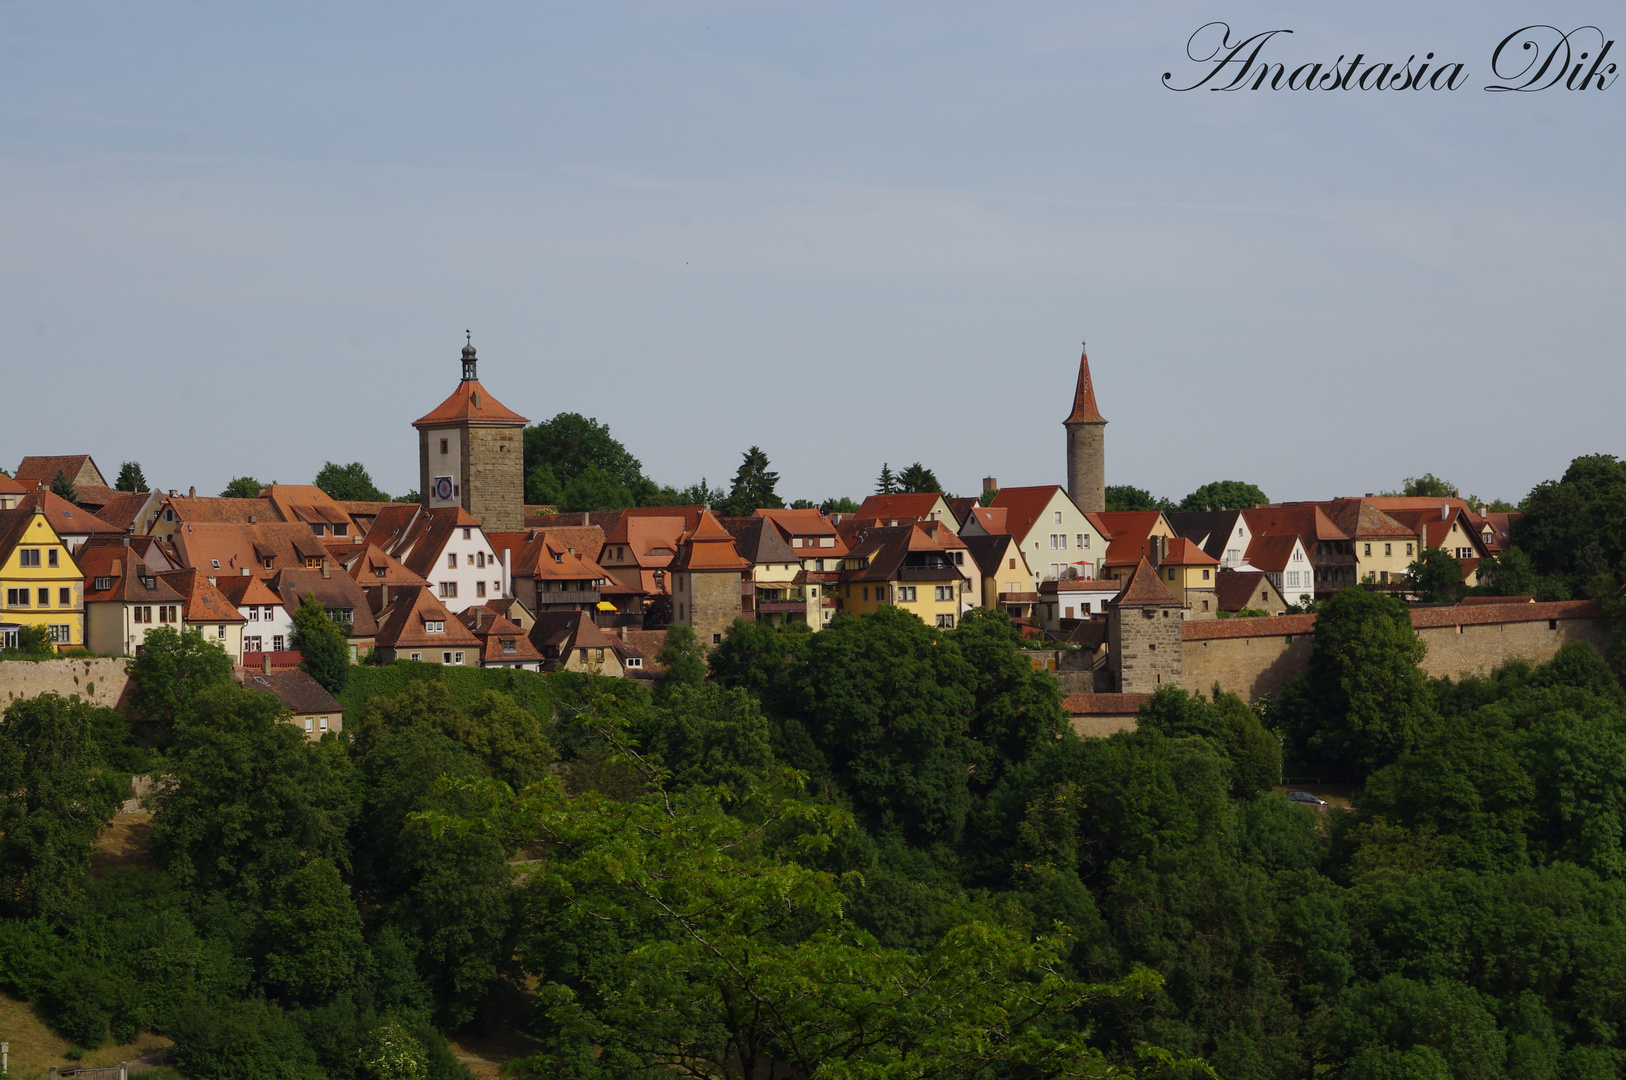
[220,476,264,498]
[356,680,555,791]
[875,463,899,495]
[114,461,148,492]
[1105,484,1172,512]
[677,478,724,508]
[950,609,1068,792]
[2,624,54,658]
[523,413,647,498]
[1406,547,1464,603]
[560,464,637,513]
[50,468,77,503]
[722,446,782,516]
[393,489,421,503]
[125,625,235,739]
[1179,480,1267,511]
[822,496,860,514]
[289,591,350,694]
[1279,587,1436,777]
[1397,473,1457,498]
[0,694,125,919]
[314,461,390,502]
[655,625,707,700]
[897,463,941,494]
[255,859,368,1005]
[1514,454,1626,584]
[152,683,355,907]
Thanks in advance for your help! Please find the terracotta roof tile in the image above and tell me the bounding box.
[237,668,343,715]
[1062,692,1149,715]
[158,569,248,625]
[15,491,123,537]
[412,379,528,427]
[15,455,103,486]
[1213,570,1281,612]
[1063,347,1107,424]
[988,485,1074,546]
[1159,537,1219,566]
[374,585,481,650]
[1182,613,1318,641]
[1108,558,1182,607]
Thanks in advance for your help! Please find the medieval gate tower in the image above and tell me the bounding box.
[1063,345,1107,515]
[412,338,529,533]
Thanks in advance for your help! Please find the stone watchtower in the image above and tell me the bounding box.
[412,338,529,533]
[670,508,751,648]
[1064,344,1107,514]
[1106,557,1185,692]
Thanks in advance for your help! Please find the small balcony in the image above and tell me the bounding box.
[998,592,1039,604]
[536,589,601,607]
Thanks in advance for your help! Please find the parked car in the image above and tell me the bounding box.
[1288,790,1328,806]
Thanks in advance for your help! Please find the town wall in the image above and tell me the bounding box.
[1181,617,1316,702]
[0,657,132,711]
[1110,605,1183,692]
[687,571,744,648]
[1413,608,1611,680]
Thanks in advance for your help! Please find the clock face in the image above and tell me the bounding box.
[432,476,455,504]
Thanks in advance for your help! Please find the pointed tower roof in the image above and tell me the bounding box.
[413,341,528,428]
[671,509,751,571]
[1063,344,1107,424]
[1108,558,1182,608]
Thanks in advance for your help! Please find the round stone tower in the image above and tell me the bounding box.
[1064,344,1107,514]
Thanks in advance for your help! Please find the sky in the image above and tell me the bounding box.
[2,3,1622,507]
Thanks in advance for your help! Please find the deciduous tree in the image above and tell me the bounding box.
[290,591,350,694]
[220,476,264,498]
[314,461,390,502]
[1179,480,1267,511]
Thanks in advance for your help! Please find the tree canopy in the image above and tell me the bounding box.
[114,461,148,492]
[290,591,351,694]
[721,446,782,516]
[1105,484,1173,512]
[1179,480,1267,511]
[50,468,77,503]
[897,462,942,494]
[220,476,264,498]
[1406,547,1464,604]
[315,461,391,502]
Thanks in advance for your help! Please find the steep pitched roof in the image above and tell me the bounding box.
[1063,347,1107,424]
[1242,535,1304,574]
[162,495,279,525]
[1159,537,1219,567]
[344,544,427,587]
[671,510,751,571]
[366,505,484,579]
[158,569,248,624]
[1107,558,1182,608]
[947,497,980,527]
[375,585,480,649]
[15,455,106,487]
[1213,570,1282,612]
[989,485,1077,546]
[528,609,621,658]
[1166,509,1246,561]
[85,490,159,532]
[0,507,65,568]
[412,380,528,427]
[1097,511,1167,567]
[1321,499,1417,541]
[962,505,1008,535]
[14,491,123,538]
[1242,505,1349,545]
[170,521,332,578]
[214,572,286,608]
[0,473,28,496]
[79,548,185,605]
[238,668,343,715]
[962,534,1023,578]
[459,606,546,665]
[269,568,380,636]
[720,517,801,566]
[263,485,358,532]
[854,493,951,523]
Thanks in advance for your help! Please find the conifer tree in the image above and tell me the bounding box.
[875,463,899,494]
[50,468,76,503]
[115,461,148,492]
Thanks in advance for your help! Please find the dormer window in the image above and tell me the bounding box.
[311,524,326,536]
[94,577,112,591]
[139,576,156,589]
[553,553,563,564]
[263,557,274,569]
[374,567,386,577]
[211,559,220,569]
[426,620,445,633]
[501,638,516,653]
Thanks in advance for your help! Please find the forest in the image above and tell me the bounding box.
[5,453,1626,1079]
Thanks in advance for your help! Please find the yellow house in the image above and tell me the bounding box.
[0,505,84,651]
[836,523,968,629]
[1323,499,1419,589]
[1155,537,1221,619]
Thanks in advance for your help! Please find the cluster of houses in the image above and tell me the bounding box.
[1,344,1522,706]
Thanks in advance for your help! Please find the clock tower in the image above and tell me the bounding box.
[412,337,529,532]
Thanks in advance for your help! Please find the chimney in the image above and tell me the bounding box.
[581,512,590,526]
[262,653,272,675]
[241,567,250,576]
[188,486,196,498]
[502,547,511,597]
[381,584,389,608]
[169,489,177,497]
[322,558,330,579]
[1441,503,1449,521]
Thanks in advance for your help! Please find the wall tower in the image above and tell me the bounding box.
[1064,344,1107,514]
[412,338,529,533]
[1106,557,1184,693]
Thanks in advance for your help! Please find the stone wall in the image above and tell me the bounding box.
[1181,617,1316,702]
[687,571,744,648]
[1065,422,1106,515]
[464,424,525,533]
[0,657,132,710]
[1111,605,1183,692]
[1413,606,1610,680]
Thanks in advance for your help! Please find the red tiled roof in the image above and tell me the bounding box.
[1183,614,1318,641]
[0,473,26,495]
[238,668,342,715]
[1213,570,1281,612]
[15,491,123,537]
[1159,537,1218,567]
[375,585,481,649]
[1243,534,1302,573]
[671,509,751,571]
[1243,505,1349,544]
[79,547,185,605]
[459,607,546,664]
[1109,558,1182,607]
[1063,347,1107,424]
[1097,511,1166,567]
[965,506,1008,534]
[412,379,528,427]
[15,455,103,486]
[162,496,278,524]
[855,493,948,522]
[1181,599,1601,642]
[989,485,1073,546]
[158,569,247,625]
[344,544,427,586]
[214,573,285,608]
[1062,692,1149,715]
[1321,499,1417,541]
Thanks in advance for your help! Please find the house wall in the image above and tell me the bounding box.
[193,622,245,666]
[464,424,525,534]
[0,656,131,709]
[420,426,464,511]
[289,710,345,740]
[238,601,293,654]
[1356,536,1419,587]
[424,525,504,614]
[1,515,84,650]
[1023,491,1109,585]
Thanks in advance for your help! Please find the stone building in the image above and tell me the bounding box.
[1105,557,1184,692]
[1063,345,1107,515]
[413,338,529,533]
[669,509,749,647]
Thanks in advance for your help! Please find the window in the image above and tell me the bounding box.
[476,581,487,597]
[410,652,421,661]
[211,559,220,569]
[861,587,869,601]
[248,606,259,621]
[1286,571,1298,588]
[1201,600,1209,611]
[273,634,285,650]
[1165,569,1175,581]
[134,606,151,623]
[1053,511,1062,523]
[310,523,327,537]
[501,638,516,653]
[160,605,178,623]
[94,577,112,591]
[1364,543,1372,556]
[246,636,262,652]
[1384,543,1392,556]
[711,634,722,644]
[1076,534,1083,549]
[626,656,642,668]
[333,524,347,537]
[264,605,276,620]
[897,586,917,601]
[440,582,458,598]
[440,438,449,454]
[49,624,70,643]
[319,717,328,732]
[218,625,226,640]
[1405,543,1414,555]
[305,717,314,733]
[19,549,39,567]
[443,652,453,664]
[1049,534,1058,549]
[935,613,955,628]
[934,585,954,601]
[1292,549,1303,562]
[1009,558,1016,570]
[454,651,465,664]
[47,549,58,567]
[426,620,445,633]
[462,528,472,540]
[38,588,50,606]
[447,553,457,569]
[466,553,474,566]
[1226,548,1240,562]
[1201,569,1210,580]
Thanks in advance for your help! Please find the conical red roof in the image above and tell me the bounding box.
[1064,346,1107,424]
[1109,558,1182,607]
[413,380,527,428]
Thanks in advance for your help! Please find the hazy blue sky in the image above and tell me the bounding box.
[2,3,1621,506]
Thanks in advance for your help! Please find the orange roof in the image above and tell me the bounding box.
[965,506,1008,534]
[915,519,967,550]
[1243,505,1349,544]
[170,521,332,578]
[79,547,185,605]
[345,543,429,586]
[375,585,482,649]
[0,473,26,495]
[158,568,247,624]
[1063,346,1107,424]
[1108,558,1182,607]
[988,485,1073,545]
[163,496,278,525]
[214,573,285,607]
[16,491,124,537]
[1097,511,1166,567]
[1159,537,1218,567]
[604,511,696,568]
[15,455,103,486]
[671,509,750,571]
[755,507,837,537]
[1320,499,1417,541]
[412,380,528,427]
[263,485,358,532]
[1242,534,1302,573]
[855,493,947,522]
[459,607,546,664]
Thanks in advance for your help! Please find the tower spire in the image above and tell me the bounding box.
[461,332,477,382]
[1064,342,1106,424]
[1063,341,1107,514]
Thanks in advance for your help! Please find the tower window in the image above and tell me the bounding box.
[440,439,449,454]
[463,528,472,540]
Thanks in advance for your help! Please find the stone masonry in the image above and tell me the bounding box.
[1110,605,1184,692]
[464,425,524,533]
[684,570,744,648]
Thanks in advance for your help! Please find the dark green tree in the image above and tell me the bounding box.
[950,609,1068,791]
[677,478,724,508]
[114,461,148,492]
[795,606,977,842]
[125,625,235,740]
[523,413,647,498]
[1515,454,1626,583]
[1105,484,1172,512]
[722,446,783,516]
[356,681,555,791]
[896,463,941,495]
[822,496,860,514]
[152,683,355,908]
[3,624,55,658]
[560,463,637,513]
[1179,480,1268,511]
[289,591,350,695]
[1477,546,1538,597]
[875,464,899,495]
[1398,473,1457,498]
[1279,587,1436,777]
[50,468,77,503]
[1406,547,1464,603]
[0,694,124,918]
[255,859,368,1005]
[220,476,264,498]
[314,461,390,502]
[393,489,421,503]
[633,682,776,796]
[655,625,707,701]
